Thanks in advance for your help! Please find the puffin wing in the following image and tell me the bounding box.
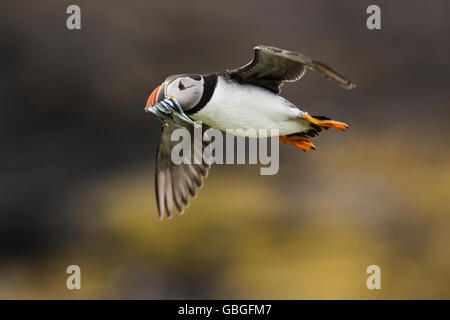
[155,122,212,219]
[227,45,356,93]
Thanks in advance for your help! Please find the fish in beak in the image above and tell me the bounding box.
[145,83,198,128]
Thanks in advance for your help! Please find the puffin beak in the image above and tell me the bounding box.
[146,84,163,109]
[145,83,199,128]
[145,83,173,123]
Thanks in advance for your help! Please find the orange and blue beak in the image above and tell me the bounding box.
[145,83,173,123]
[146,83,165,109]
[145,82,198,127]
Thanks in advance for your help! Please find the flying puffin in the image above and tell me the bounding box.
[145,45,356,219]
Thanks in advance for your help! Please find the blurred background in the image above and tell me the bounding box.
[1,0,449,299]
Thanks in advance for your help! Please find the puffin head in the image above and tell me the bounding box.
[146,74,204,111]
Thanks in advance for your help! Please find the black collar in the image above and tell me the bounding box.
[185,73,218,115]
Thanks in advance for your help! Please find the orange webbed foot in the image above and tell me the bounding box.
[302,114,348,130]
[279,135,316,151]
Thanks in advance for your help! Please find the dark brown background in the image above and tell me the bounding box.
[0,0,449,298]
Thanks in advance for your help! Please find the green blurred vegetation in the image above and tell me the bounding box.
[1,128,448,299]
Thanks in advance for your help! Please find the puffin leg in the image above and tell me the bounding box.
[301,113,348,130]
[279,135,316,151]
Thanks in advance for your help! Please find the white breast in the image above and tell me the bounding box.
[191,76,308,138]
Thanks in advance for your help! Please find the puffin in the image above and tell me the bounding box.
[145,45,356,219]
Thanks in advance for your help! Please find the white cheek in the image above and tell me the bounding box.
[191,88,202,99]
[165,85,177,97]
[177,93,192,107]
[176,88,201,108]
[188,88,202,107]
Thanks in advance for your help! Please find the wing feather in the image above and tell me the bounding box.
[227,45,355,93]
[155,122,212,218]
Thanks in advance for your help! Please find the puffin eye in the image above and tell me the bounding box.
[178,81,186,90]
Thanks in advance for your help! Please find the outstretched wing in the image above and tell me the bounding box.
[155,122,212,219]
[226,45,356,93]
